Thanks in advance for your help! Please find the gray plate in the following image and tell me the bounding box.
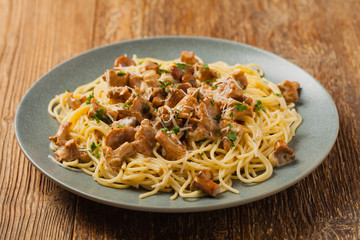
[15,37,339,212]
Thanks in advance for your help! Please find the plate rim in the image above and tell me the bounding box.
[15,36,339,212]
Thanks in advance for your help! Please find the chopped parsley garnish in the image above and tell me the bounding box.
[86,92,94,105]
[66,90,70,92]
[161,128,169,132]
[138,61,143,65]
[260,74,264,78]
[92,108,110,124]
[243,85,247,90]
[172,126,180,135]
[227,131,237,148]
[174,63,191,74]
[228,124,233,129]
[153,108,158,112]
[142,105,150,114]
[198,138,209,144]
[199,152,204,156]
[235,103,249,112]
[229,112,234,118]
[117,125,125,128]
[205,79,216,84]
[174,114,179,120]
[159,81,171,89]
[213,114,221,121]
[158,68,169,74]
[122,100,132,109]
[210,98,215,106]
[197,91,201,102]
[202,64,209,69]
[84,123,88,126]
[173,109,181,113]
[212,84,218,89]
[255,100,266,113]
[117,72,127,76]
[135,93,139,97]
[90,142,101,158]
[171,84,179,88]
[275,93,283,97]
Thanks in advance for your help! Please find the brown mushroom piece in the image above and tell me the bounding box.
[107,86,132,103]
[229,71,248,90]
[114,56,136,68]
[67,92,86,110]
[269,140,295,166]
[143,60,160,72]
[190,169,220,197]
[195,63,218,82]
[132,119,156,156]
[155,130,186,160]
[105,126,136,150]
[49,121,72,146]
[102,69,129,87]
[54,139,80,162]
[276,80,300,103]
[103,143,136,171]
[180,50,198,65]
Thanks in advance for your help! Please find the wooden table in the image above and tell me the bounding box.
[1,0,359,239]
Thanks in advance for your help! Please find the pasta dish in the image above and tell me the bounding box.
[48,51,302,199]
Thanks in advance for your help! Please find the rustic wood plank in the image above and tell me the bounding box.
[0,0,359,239]
[0,0,95,239]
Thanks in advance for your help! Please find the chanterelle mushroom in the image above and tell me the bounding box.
[277,80,300,103]
[190,169,220,197]
[269,140,295,166]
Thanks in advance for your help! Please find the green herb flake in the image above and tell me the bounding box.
[260,74,264,78]
[171,84,179,88]
[275,93,283,97]
[172,126,180,135]
[153,108,158,112]
[210,98,215,106]
[235,103,249,112]
[117,72,127,76]
[202,64,209,69]
[135,93,139,97]
[205,79,216,84]
[228,124,233,129]
[173,109,181,113]
[230,112,234,118]
[159,81,171,89]
[90,142,101,158]
[174,63,191,74]
[157,68,169,74]
[117,125,125,128]
[161,128,169,132]
[243,85,247,90]
[199,152,204,156]
[122,100,132,109]
[92,108,106,123]
[255,100,266,113]
[212,84,218,89]
[197,91,201,102]
[213,114,221,121]
[84,123,88,126]
[66,90,70,92]
[138,61,143,65]
[227,131,237,148]
[86,92,94,105]
[142,105,150,114]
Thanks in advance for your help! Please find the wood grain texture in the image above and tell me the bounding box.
[1,0,359,239]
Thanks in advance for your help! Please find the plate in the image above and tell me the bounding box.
[15,36,339,212]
